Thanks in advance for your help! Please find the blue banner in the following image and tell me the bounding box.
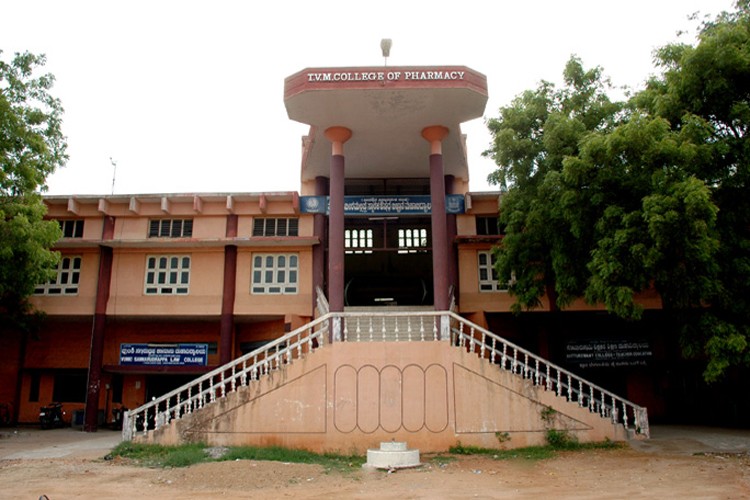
[120,343,208,366]
[300,195,464,215]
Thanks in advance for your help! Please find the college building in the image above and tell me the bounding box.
[1,63,742,448]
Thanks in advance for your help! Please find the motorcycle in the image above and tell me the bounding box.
[39,402,66,429]
[111,406,127,430]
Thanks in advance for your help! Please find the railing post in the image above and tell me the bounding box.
[331,316,342,342]
[439,313,450,341]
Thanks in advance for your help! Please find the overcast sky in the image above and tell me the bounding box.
[3,0,736,196]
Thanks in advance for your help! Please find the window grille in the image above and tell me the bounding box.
[345,228,373,254]
[398,228,428,253]
[34,256,82,295]
[251,254,299,294]
[478,250,510,292]
[144,255,191,294]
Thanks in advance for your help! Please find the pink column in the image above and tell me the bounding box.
[312,176,328,312]
[84,215,116,432]
[422,126,450,313]
[324,127,352,323]
[219,214,238,365]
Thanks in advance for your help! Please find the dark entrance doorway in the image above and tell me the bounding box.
[344,216,433,306]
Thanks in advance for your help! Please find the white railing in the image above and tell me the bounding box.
[122,310,649,441]
[122,314,329,441]
[447,312,650,438]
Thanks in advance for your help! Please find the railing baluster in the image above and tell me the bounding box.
[578,379,583,406]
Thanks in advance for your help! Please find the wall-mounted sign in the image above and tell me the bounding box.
[120,343,208,367]
[300,195,465,215]
[565,339,652,369]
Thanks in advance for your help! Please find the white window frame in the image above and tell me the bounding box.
[398,228,428,254]
[345,228,373,254]
[478,250,508,292]
[144,255,191,295]
[35,256,82,295]
[251,253,299,294]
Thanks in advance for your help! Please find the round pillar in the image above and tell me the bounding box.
[422,126,450,313]
[324,127,352,318]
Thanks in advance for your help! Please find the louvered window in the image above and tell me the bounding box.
[252,218,299,237]
[148,219,193,238]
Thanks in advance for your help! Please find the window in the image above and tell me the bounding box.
[398,228,428,253]
[345,228,373,254]
[252,254,298,294]
[59,219,84,238]
[34,256,82,295]
[476,216,500,236]
[478,250,508,292]
[148,219,193,238]
[29,371,40,402]
[253,218,299,237]
[144,255,190,294]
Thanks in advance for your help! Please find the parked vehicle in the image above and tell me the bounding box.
[39,402,65,429]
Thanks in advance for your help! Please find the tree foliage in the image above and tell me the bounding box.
[485,2,750,381]
[0,51,67,329]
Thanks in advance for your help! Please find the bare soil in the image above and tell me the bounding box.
[1,428,749,499]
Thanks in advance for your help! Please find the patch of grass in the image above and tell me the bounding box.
[110,441,208,468]
[109,442,365,471]
[221,446,365,472]
[427,454,457,465]
[449,439,624,462]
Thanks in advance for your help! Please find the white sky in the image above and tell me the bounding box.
[2,0,736,196]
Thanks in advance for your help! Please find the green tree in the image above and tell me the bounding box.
[485,1,750,381]
[484,57,622,312]
[0,51,67,329]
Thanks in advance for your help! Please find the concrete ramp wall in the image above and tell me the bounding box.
[145,342,628,453]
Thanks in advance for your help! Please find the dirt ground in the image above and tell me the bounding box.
[1,427,749,499]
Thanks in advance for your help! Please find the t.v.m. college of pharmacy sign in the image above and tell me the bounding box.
[306,69,467,83]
